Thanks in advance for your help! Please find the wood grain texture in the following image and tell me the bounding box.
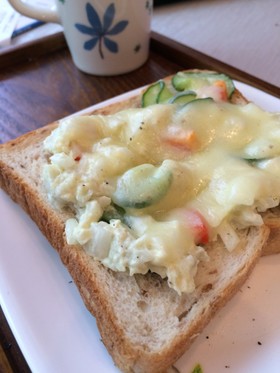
[0,39,182,144]
[0,344,13,373]
[0,307,30,373]
[150,33,280,99]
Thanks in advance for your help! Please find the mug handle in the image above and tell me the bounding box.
[7,0,60,24]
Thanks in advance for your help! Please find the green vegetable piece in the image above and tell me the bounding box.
[101,203,126,223]
[191,364,203,373]
[172,71,235,97]
[141,80,164,107]
[169,90,197,104]
[183,97,214,108]
[141,80,173,107]
[112,164,172,209]
[157,83,173,103]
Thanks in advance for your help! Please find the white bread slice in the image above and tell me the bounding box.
[0,75,274,372]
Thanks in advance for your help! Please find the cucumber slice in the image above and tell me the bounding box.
[141,80,163,107]
[183,97,214,108]
[168,90,197,104]
[157,83,173,103]
[141,80,173,107]
[172,72,235,97]
[112,164,172,209]
[101,203,126,223]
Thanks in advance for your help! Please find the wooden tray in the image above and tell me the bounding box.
[0,31,279,373]
[1,31,280,144]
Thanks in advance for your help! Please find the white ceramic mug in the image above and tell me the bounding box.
[8,0,153,75]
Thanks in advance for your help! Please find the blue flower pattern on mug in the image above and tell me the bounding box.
[75,3,129,59]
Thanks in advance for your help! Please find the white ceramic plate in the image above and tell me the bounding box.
[0,82,280,373]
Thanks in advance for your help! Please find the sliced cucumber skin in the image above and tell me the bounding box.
[157,83,173,103]
[141,72,235,108]
[169,91,197,104]
[141,80,173,107]
[141,80,164,107]
[171,72,235,97]
[101,203,126,223]
[182,97,214,108]
[112,164,173,209]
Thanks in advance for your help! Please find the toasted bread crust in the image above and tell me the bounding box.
[0,71,276,372]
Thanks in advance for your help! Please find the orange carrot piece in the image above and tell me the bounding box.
[213,80,228,101]
[165,129,198,151]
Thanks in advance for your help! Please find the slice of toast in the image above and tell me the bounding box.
[0,72,275,372]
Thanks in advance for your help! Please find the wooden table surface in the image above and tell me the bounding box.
[0,35,180,145]
[152,0,280,88]
[0,31,280,372]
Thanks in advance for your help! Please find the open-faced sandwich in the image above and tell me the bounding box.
[1,70,280,372]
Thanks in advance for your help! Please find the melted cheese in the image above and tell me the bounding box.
[43,100,280,294]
